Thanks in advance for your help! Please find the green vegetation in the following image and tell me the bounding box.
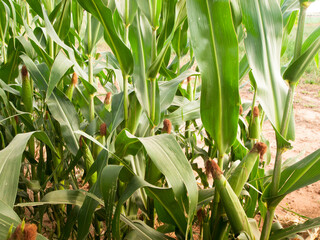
[0,0,320,239]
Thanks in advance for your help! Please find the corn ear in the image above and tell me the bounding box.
[93,123,107,159]
[104,92,112,111]
[210,160,255,239]
[65,72,78,100]
[228,142,267,196]
[21,66,33,113]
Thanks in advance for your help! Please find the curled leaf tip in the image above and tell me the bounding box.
[251,142,267,159]
[162,119,172,134]
[21,65,28,78]
[253,106,259,117]
[100,123,107,136]
[104,92,112,105]
[72,72,78,85]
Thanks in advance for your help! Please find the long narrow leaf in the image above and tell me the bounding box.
[0,132,55,207]
[187,0,239,155]
[241,0,295,143]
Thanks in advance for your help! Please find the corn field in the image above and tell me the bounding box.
[0,0,320,239]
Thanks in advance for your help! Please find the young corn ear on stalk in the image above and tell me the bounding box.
[80,136,97,185]
[187,76,193,101]
[65,72,78,100]
[228,142,267,196]
[249,106,261,140]
[93,123,107,158]
[104,92,112,111]
[208,160,255,239]
[21,66,33,113]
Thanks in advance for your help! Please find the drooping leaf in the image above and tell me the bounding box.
[159,70,198,112]
[0,199,21,239]
[270,217,320,240]
[15,190,86,207]
[112,175,188,239]
[263,148,320,205]
[0,131,55,207]
[113,130,198,236]
[187,0,239,154]
[165,100,200,125]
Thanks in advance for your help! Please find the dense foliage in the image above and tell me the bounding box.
[0,0,320,239]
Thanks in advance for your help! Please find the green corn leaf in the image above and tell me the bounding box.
[77,151,108,240]
[165,100,200,126]
[0,131,56,207]
[0,1,10,42]
[41,7,88,79]
[15,190,86,207]
[263,148,320,206]
[147,0,186,80]
[137,0,163,28]
[120,218,173,240]
[113,130,198,237]
[159,70,198,112]
[84,15,104,54]
[61,206,80,240]
[112,175,188,239]
[22,21,54,66]
[270,217,320,240]
[129,13,152,115]
[76,0,133,75]
[25,0,43,19]
[0,38,21,84]
[100,165,123,239]
[116,0,138,25]
[283,26,320,83]
[0,199,21,239]
[53,0,71,40]
[187,0,239,155]
[241,0,295,143]
[21,54,80,156]
[46,50,73,99]
[72,0,83,33]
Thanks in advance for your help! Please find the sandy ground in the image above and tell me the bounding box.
[241,82,320,238]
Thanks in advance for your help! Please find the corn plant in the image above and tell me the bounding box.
[0,0,320,239]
